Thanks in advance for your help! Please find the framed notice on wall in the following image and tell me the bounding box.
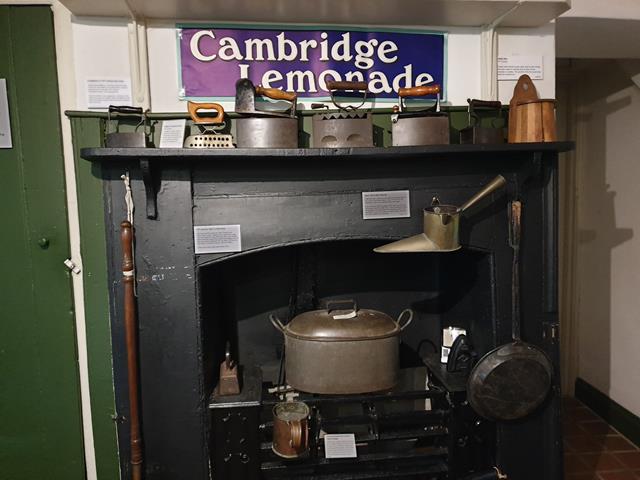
[0,79,12,148]
[177,24,446,102]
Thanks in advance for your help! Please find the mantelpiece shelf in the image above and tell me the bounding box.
[81,141,574,163]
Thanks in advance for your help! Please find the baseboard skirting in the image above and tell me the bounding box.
[574,377,640,448]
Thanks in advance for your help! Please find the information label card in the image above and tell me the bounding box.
[0,79,12,148]
[497,55,544,81]
[324,433,357,459]
[159,119,187,148]
[194,225,242,254]
[362,190,410,220]
[86,78,133,109]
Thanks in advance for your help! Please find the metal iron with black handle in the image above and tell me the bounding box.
[392,84,449,146]
[466,200,553,421]
[311,80,373,147]
[460,98,505,144]
[105,105,150,147]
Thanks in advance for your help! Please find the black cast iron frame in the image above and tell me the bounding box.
[82,142,572,480]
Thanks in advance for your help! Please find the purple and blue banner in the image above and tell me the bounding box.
[178,25,446,100]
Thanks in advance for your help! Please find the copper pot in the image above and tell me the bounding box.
[272,401,310,459]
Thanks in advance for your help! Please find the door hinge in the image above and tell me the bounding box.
[63,258,81,275]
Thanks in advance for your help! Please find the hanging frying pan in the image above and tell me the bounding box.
[467,201,552,421]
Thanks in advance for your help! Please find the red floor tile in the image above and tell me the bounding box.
[579,452,625,471]
[565,408,601,422]
[565,454,591,474]
[580,421,617,435]
[566,474,600,480]
[598,471,639,480]
[565,421,588,436]
[566,435,608,453]
[614,452,640,470]
[596,435,638,453]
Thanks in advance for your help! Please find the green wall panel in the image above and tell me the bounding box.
[0,6,84,479]
[70,117,121,479]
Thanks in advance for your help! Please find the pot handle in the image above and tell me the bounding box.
[269,314,285,333]
[396,309,414,331]
[327,299,358,319]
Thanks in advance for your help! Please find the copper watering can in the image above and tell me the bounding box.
[374,175,506,253]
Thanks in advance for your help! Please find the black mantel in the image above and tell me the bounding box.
[83,142,573,480]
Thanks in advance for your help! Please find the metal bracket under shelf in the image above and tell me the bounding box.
[139,159,157,219]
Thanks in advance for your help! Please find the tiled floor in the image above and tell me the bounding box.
[563,396,640,480]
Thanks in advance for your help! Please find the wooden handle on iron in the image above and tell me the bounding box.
[256,86,297,103]
[399,85,441,97]
[187,101,225,125]
[326,80,368,91]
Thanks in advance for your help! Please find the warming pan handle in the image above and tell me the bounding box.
[458,175,506,213]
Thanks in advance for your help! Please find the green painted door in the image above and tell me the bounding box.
[0,5,85,479]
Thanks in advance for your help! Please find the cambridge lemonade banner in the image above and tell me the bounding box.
[178,25,446,101]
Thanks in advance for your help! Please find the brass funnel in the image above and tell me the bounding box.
[374,175,506,253]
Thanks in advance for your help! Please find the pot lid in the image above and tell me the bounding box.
[284,300,401,341]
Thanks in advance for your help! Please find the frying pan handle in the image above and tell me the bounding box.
[326,80,368,91]
[269,314,285,333]
[256,86,297,103]
[398,85,441,98]
[187,101,225,125]
[458,175,506,213]
[509,201,522,341]
[396,309,414,331]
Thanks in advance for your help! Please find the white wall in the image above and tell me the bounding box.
[567,59,640,416]
[497,23,556,103]
[69,18,556,112]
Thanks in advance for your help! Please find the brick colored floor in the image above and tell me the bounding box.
[563,396,640,480]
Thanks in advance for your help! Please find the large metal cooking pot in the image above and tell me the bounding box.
[269,300,413,394]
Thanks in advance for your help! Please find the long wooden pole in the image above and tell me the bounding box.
[121,221,143,480]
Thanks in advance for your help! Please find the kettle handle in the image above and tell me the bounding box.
[269,314,285,333]
[396,309,414,331]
